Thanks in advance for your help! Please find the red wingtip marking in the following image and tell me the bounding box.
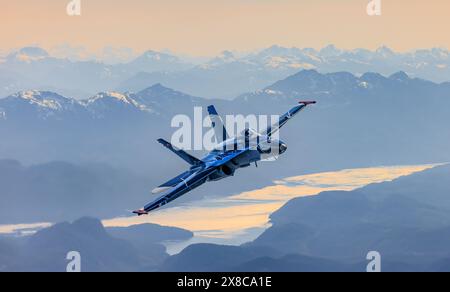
[133,209,149,216]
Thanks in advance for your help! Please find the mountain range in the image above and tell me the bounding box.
[2,44,450,272]
[1,68,450,225]
[1,69,449,172]
[1,45,450,99]
[0,47,193,100]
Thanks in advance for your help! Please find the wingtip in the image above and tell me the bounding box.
[133,209,149,216]
[299,101,317,105]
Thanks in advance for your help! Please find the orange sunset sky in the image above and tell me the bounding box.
[1,0,449,56]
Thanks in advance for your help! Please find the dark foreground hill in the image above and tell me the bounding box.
[160,165,450,272]
[0,218,193,272]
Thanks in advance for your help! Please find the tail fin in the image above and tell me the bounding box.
[207,105,229,143]
[157,139,202,166]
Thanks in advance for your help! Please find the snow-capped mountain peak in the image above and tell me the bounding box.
[124,50,189,73]
[206,50,237,66]
[244,45,321,71]
[84,91,154,114]
[143,50,162,60]
[0,90,88,120]
[10,90,72,110]
[320,44,342,57]
[375,46,395,58]
[86,91,145,109]
[140,50,178,62]
[218,50,236,61]
[88,91,131,103]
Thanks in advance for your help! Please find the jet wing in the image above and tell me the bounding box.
[135,167,218,214]
[151,169,197,194]
[134,149,250,215]
[261,101,316,137]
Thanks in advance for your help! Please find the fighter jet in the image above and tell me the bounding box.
[133,101,316,215]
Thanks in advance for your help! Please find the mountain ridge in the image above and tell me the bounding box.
[2,44,450,100]
[1,68,450,192]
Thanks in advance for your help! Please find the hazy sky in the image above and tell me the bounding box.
[2,0,450,56]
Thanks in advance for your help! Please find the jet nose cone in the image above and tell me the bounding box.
[279,143,288,154]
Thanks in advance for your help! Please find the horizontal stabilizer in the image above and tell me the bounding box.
[158,139,202,166]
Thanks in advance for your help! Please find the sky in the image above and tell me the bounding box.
[1,0,450,56]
